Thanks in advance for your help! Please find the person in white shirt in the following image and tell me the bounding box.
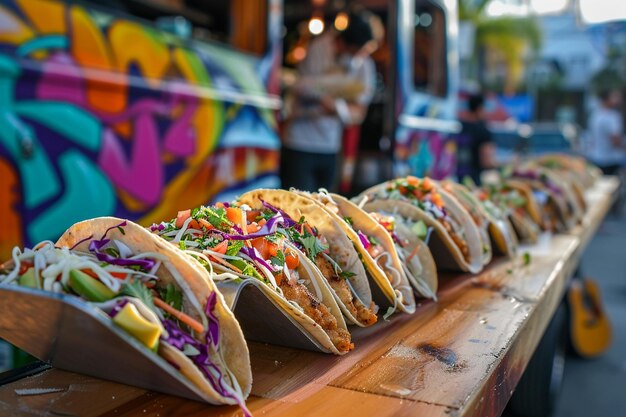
[587,89,625,175]
[281,11,376,191]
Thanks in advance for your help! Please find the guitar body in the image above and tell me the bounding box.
[567,278,612,358]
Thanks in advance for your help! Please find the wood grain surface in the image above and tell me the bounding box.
[0,177,618,417]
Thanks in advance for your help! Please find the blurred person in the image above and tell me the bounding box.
[281,11,376,192]
[456,93,496,185]
[587,89,625,175]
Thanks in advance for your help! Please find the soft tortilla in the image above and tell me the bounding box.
[358,180,484,273]
[56,217,252,404]
[301,191,416,314]
[238,189,374,326]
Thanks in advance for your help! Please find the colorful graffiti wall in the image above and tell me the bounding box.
[0,0,282,259]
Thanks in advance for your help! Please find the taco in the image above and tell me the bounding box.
[510,167,582,231]
[0,217,252,413]
[534,153,599,190]
[471,187,519,257]
[238,189,379,327]
[296,190,416,315]
[440,181,493,265]
[357,177,484,273]
[482,181,541,243]
[151,205,354,353]
[359,205,438,300]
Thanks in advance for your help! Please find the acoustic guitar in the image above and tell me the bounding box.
[567,278,612,358]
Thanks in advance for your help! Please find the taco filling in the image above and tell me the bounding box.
[0,221,249,415]
[152,205,354,352]
[252,202,378,326]
[384,177,470,262]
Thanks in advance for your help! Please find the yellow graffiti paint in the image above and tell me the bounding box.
[17,0,65,35]
[70,5,126,114]
[109,21,170,89]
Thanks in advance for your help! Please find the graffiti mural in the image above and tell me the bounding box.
[0,0,282,259]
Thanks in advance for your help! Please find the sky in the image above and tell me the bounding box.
[485,0,626,24]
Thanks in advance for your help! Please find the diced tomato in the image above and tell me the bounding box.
[198,218,214,230]
[303,223,314,236]
[246,210,262,223]
[285,252,300,270]
[18,261,33,275]
[431,193,444,209]
[188,219,200,230]
[257,218,267,227]
[110,272,127,280]
[81,269,99,279]
[412,188,424,199]
[247,222,261,233]
[422,177,435,191]
[175,209,191,228]
[251,238,278,259]
[274,273,285,286]
[212,240,228,254]
[398,185,408,196]
[406,176,420,186]
[226,207,243,225]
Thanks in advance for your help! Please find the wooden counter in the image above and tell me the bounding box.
[0,177,618,417]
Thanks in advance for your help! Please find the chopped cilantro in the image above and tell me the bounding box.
[257,210,276,221]
[226,240,244,256]
[368,235,379,246]
[160,283,183,312]
[339,271,356,279]
[264,233,281,244]
[179,240,186,250]
[300,235,328,261]
[103,247,120,258]
[197,206,232,230]
[271,250,285,267]
[523,252,531,266]
[120,280,155,312]
[344,217,354,226]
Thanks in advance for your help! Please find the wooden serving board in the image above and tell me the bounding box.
[0,177,618,417]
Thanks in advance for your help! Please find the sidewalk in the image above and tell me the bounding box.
[554,214,626,416]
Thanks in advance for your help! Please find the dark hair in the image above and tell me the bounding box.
[468,93,485,113]
[338,12,374,49]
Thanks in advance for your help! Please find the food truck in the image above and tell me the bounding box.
[0,0,283,260]
[0,2,615,417]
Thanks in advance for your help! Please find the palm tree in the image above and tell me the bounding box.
[458,0,542,95]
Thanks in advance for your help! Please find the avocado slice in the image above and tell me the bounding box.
[230,259,264,281]
[112,303,161,349]
[18,268,39,288]
[68,269,115,302]
[412,220,428,240]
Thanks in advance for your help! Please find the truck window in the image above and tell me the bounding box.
[413,0,447,97]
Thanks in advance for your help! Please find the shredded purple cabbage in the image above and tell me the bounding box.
[69,234,94,250]
[149,223,165,232]
[261,200,297,227]
[357,230,370,249]
[160,293,251,417]
[214,213,285,241]
[240,246,276,273]
[107,299,129,319]
[94,251,156,271]
[205,291,219,348]
[84,220,156,271]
